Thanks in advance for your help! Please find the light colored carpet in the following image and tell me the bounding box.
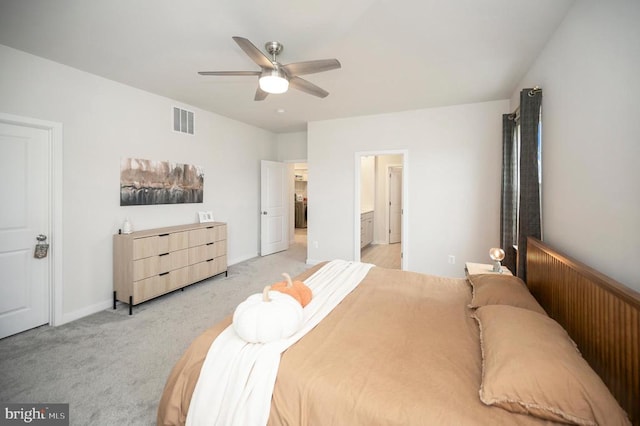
[0,241,310,425]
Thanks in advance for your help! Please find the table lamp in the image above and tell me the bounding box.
[489,247,505,273]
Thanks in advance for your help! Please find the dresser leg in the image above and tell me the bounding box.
[113,291,116,310]
[129,296,133,315]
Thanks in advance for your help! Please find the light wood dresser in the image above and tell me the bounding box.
[113,222,227,314]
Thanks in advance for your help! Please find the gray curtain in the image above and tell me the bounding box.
[500,114,517,273]
[516,88,542,280]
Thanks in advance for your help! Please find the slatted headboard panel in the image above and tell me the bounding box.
[526,237,640,425]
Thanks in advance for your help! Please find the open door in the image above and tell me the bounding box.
[260,160,289,256]
[389,166,402,244]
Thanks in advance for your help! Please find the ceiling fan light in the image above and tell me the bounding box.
[259,69,289,94]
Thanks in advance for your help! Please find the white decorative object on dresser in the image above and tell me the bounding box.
[360,211,374,248]
[113,222,227,314]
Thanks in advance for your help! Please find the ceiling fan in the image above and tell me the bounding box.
[198,36,341,101]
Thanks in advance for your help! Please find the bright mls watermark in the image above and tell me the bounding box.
[0,403,68,425]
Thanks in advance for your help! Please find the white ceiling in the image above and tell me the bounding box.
[0,0,574,133]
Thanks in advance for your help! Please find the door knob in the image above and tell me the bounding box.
[34,234,49,259]
[262,211,267,215]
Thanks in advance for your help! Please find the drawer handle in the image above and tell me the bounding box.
[206,242,214,246]
[206,226,214,229]
[159,233,170,237]
[159,252,170,256]
[206,258,214,262]
[159,272,170,276]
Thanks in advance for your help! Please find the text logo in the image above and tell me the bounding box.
[1,404,68,425]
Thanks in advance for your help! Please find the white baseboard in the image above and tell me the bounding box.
[60,299,113,326]
[305,258,323,265]
[227,252,259,267]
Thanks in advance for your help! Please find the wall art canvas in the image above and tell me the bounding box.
[120,157,204,206]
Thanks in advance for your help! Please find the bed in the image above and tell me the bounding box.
[157,238,638,425]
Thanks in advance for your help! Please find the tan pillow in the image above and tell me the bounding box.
[473,305,630,426]
[467,274,546,315]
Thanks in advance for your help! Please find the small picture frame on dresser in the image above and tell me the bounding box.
[198,211,214,223]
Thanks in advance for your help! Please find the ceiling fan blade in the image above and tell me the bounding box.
[282,59,341,76]
[232,36,274,70]
[198,71,261,76]
[254,87,269,101]
[289,76,329,98]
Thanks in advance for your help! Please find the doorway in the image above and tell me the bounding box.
[292,162,308,247]
[0,113,63,338]
[354,150,408,270]
[389,166,403,244]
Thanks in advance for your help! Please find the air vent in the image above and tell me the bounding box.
[173,107,194,135]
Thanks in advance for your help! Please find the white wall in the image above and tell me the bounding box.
[307,100,508,277]
[0,45,278,322]
[276,131,307,161]
[511,0,640,290]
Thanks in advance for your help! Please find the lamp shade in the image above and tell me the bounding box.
[259,68,289,94]
[489,247,505,262]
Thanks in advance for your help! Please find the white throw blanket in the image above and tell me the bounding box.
[186,260,374,426]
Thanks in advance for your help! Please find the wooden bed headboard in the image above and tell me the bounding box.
[526,237,640,426]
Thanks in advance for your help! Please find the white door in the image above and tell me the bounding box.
[389,166,402,244]
[0,121,50,339]
[261,160,289,256]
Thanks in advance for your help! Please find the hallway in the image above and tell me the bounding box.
[361,243,401,269]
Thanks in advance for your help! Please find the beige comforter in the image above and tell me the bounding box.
[158,265,551,425]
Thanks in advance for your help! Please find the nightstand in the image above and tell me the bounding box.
[465,262,512,276]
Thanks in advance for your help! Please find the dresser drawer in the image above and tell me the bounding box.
[133,236,158,259]
[215,255,227,274]
[157,231,189,253]
[214,240,227,257]
[133,256,159,281]
[215,225,227,241]
[133,275,164,303]
[189,225,227,247]
[158,249,189,273]
[188,240,227,264]
[134,249,190,280]
[188,244,215,265]
[188,227,216,247]
[132,267,191,303]
[190,257,226,283]
[190,259,214,283]
[166,266,190,292]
